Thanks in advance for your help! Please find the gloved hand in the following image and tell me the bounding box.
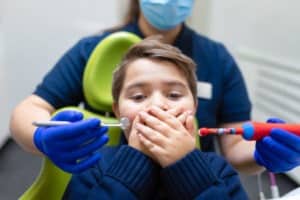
[254,118,300,173]
[33,110,109,173]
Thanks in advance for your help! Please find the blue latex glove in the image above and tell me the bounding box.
[254,118,300,173]
[33,110,109,173]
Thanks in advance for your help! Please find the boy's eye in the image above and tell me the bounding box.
[130,94,146,101]
[167,92,182,99]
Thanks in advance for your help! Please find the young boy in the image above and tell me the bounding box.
[63,37,248,199]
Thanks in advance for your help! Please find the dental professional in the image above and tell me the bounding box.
[9,0,300,174]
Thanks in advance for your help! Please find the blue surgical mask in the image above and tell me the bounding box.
[140,0,195,31]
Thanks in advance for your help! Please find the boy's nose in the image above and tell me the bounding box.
[150,94,169,111]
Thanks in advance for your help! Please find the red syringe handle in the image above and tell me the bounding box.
[242,122,300,140]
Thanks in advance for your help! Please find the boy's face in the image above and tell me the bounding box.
[113,58,196,138]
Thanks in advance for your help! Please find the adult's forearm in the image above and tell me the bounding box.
[9,95,54,154]
[224,139,264,175]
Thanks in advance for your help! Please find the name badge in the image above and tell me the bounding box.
[197,81,212,99]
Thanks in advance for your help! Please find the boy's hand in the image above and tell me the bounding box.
[136,106,195,167]
[167,107,195,133]
[127,115,155,160]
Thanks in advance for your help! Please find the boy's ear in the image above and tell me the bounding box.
[112,102,120,118]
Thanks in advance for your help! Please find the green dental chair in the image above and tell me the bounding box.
[19,32,141,200]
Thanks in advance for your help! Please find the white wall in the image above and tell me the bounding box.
[0,0,121,145]
[190,0,300,184]
[0,1,9,146]
[190,1,297,60]
[208,1,300,61]
[188,0,212,35]
[209,1,300,119]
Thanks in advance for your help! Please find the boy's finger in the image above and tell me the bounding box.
[135,122,167,147]
[186,115,195,136]
[149,106,185,132]
[177,111,190,124]
[166,107,183,117]
[139,111,173,137]
[138,133,165,156]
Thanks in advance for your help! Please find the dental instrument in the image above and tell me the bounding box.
[32,117,130,130]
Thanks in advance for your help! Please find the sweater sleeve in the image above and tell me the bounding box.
[161,150,249,200]
[63,146,160,200]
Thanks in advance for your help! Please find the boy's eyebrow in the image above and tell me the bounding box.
[164,81,188,88]
[125,81,188,91]
[125,83,148,91]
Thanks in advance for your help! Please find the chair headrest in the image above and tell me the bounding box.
[83,32,141,112]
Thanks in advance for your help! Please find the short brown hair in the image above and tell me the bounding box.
[112,36,197,104]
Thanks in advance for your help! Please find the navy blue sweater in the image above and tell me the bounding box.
[63,145,248,199]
